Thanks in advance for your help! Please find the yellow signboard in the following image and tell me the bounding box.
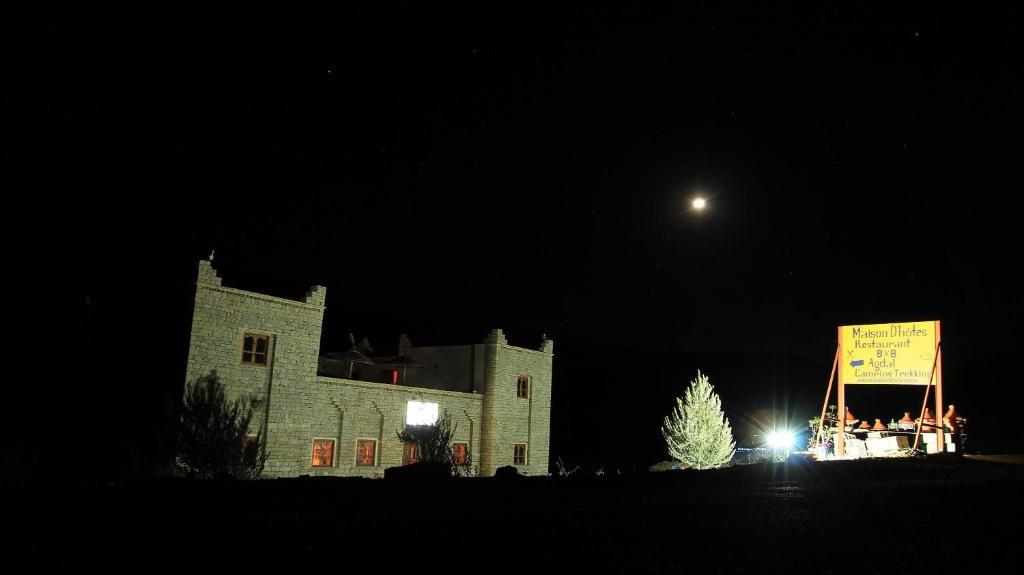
[840,321,939,385]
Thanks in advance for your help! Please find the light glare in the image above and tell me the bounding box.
[766,431,795,449]
[692,197,706,210]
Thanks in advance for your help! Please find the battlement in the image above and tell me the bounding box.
[195,259,326,310]
[197,259,222,286]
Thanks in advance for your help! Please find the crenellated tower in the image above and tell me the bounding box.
[479,329,554,476]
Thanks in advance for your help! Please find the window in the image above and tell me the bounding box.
[355,439,377,466]
[514,443,527,466]
[452,442,468,465]
[403,442,420,465]
[311,439,335,467]
[242,332,269,366]
[517,375,530,399]
[242,434,259,461]
[406,401,439,426]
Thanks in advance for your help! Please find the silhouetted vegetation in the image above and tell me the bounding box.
[395,409,474,477]
[807,404,837,450]
[176,370,268,479]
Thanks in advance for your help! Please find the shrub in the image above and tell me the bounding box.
[176,370,268,479]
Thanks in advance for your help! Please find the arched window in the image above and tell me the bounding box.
[517,374,530,399]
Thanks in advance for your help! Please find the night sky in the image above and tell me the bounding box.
[8,4,1023,478]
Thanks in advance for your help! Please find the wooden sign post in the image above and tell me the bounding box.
[814,347,839,448]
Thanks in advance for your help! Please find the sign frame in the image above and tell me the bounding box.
[835,320,943,457]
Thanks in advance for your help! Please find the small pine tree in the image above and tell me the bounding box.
[176,370,269,479]
[662,370,736,469]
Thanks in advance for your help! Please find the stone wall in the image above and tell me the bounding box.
[280,377,485,478]
[479,329,554,476]
[184,259,326,477]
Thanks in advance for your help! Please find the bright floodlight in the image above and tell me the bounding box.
[766,431,795,449]
[692,197,706,210]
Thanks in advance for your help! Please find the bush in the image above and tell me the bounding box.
[175,370,268,479]
[395,409,473,477]
[555,457,580,477]
[807,405,837,450]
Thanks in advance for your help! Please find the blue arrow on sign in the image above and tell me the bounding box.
[850,360,864,367]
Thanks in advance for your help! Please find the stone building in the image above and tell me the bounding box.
[183,259,553,477]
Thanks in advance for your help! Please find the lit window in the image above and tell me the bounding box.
[355,439,376,466]
[242,333,269,366]
[514,443,527,466]
[406,401,438,426]
[311,439,335,467]
[403,442,420,465]
[517,375,530,399]
[452,442,468,465]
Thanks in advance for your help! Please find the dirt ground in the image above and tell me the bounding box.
[10,456,1023,571]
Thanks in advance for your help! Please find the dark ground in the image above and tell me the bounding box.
[11,456,1022,571]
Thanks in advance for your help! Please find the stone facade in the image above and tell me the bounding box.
[479,329,554,476]
[183,260,553,477]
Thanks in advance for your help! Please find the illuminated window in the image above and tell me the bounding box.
[406,401,438,426]
[403,442,420,465]
[517,375,530,399]
[452,442,468,465]
[242,333,269,366]
[311,439,335,467]
[514,443,527,465]
[355,439,376,466]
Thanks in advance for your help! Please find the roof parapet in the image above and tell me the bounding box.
[304,285,327,306]
[197,259,222,286]
[484,328,507,345]
[540,335,554,354]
